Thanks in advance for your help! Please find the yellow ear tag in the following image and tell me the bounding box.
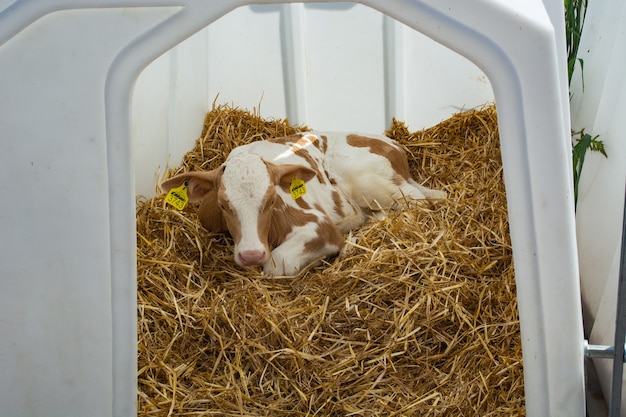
[290,176,306,200]
[165,181,189,210]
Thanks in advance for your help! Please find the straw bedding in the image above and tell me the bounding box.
[136,104,524,416]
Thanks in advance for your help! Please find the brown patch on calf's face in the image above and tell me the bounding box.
[255,186,278,250]
[214,189,240,241]
[198,192,227,233]
[217,182,278,254]
[347,134,411,180]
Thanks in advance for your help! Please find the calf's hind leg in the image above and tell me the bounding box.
[403,178,447,200]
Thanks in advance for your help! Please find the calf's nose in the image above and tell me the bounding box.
[238,250,267,266]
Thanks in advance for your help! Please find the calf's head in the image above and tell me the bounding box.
[160,153,316,269]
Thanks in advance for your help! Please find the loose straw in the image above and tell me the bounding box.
[137,103,525,416]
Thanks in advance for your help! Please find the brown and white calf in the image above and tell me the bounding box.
[161,132,445,276]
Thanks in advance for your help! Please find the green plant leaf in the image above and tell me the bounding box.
[572,130,607,208]
[565,0,588,86]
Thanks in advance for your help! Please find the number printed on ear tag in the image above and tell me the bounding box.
[165,181,189,210]
[289,176,306,200]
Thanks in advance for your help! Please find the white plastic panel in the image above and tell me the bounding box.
[0,7,179,417]
[0,1,588,416]
[571,0,626,409]
[207,5,287,115]
[301,4,386,129]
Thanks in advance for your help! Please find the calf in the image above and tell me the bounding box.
[161,132,445,276]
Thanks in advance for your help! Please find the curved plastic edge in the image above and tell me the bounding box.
[1,1,585,416]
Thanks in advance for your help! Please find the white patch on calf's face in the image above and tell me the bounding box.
[219,152,274,266]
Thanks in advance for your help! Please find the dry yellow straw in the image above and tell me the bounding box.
[136,103,524,416]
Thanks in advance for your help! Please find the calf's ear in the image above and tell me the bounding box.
[265,161,317,187]
[160,169,222,202]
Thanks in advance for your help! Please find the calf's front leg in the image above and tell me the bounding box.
[263,221,344,276]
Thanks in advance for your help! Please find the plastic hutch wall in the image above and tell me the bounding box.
[1,0,623,416]
[571,0,626,412]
